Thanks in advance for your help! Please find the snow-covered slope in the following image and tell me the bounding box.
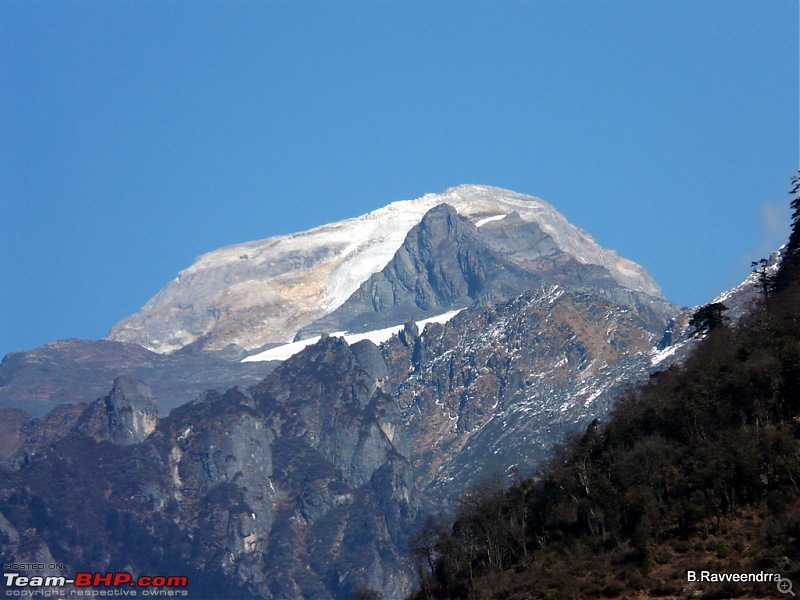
[242,309,462,363]
[107,185,665,354]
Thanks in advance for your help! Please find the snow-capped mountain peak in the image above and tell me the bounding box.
[107,185,666,354]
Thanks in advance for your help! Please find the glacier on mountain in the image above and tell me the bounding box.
[107,185,665,354]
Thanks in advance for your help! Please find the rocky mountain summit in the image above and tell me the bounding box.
[297,203,541,337]
[1,186,677,417]
[106,185,669,354]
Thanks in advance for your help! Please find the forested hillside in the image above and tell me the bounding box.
[409,179,800,600]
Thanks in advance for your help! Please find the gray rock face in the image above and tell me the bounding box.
[300,204,541,336]
[226,337,415,597]
[104,376,158,445]
[106,185,668,353]
[0,338,276,417]
[478,211,560,263]
[300,203,679,339]
[45,376,159,447]
[254,337,410,490]
[159,387,276,588]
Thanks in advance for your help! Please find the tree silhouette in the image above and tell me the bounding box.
[773,172,800,293]
[688,302,729,335]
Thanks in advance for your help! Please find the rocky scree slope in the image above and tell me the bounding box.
[381,285,667,508]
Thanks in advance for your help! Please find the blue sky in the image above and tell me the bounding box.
[1,0,797,356]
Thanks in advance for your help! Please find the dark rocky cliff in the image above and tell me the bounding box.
[0,337,417,599]
[300,204,678,339]
[299,204,541,337]
[0,282,672,598]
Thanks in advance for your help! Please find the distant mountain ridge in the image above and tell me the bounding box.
[106,185,670,354]
[0,338,275,417]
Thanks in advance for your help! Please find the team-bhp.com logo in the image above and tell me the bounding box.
[4,572,188,596]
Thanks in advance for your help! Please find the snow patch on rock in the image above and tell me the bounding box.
[242,309,463,363]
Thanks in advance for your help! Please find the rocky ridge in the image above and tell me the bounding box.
[384,285,665,507]
[107,185,667,354]
[1,337,417,598]
[0,338,276,417]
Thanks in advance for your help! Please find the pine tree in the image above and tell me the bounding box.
[772,172,800,293]
[688,302,729,335]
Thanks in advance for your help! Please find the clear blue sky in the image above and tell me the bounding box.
[1,0,797,356]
